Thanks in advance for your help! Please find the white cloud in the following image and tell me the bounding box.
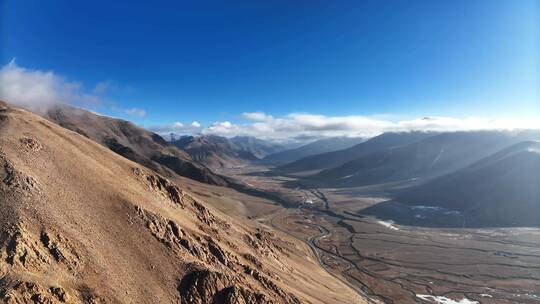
[93,80,113,94]
[149,121,202,135]
[241,111,273,122]
[150,111,540,143]
[125,107,146,117]
[0,59,100,110]
[0,60,145,117]
[201,121,237,136]
[392,116,537,131]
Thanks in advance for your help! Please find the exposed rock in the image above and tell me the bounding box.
[40,230,82,272]
[242,266,299,303]
[0,154,41,195]
[132,167,185,207]
[136,206,297,302]
[242,229,281,258]
[1,224,52,272]
[20,137,43,152]
[207,241,230,267]
[135,206,187,250]
[136,206,238,269]
[191,200,217,227]
[178,269,233,304]
[77,285,105,304]
[242,253,263,270]
[177,268,294,304]
[220,286,271,304]
[0,279,75,304]
[189,199,230,232]
[0,224,81,274]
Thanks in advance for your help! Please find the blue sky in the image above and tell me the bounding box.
[1,0,539,140]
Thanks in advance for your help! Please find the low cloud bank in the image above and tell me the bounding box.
[0,60,145,117]
[151,112,540,143]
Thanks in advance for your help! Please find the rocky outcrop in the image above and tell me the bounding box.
[1,153,42,195]
[19,137,43,152]
[178,269,272,304]
[0,280,73,304]
[135,204,300,303]
[0,223,82,274]
[178,269,234,304]
[0,223,91,303]
[135,206,237,268]
[1,224,52,273]
[133,167,186,207]
[40,230,82,273]
[243,229,282,258]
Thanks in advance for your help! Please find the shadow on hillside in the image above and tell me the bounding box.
[359,200,467,228]
[359,200,540,229]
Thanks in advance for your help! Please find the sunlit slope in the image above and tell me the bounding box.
[172,135,262,169]
[0,101,365,303]
[44,104,227,186]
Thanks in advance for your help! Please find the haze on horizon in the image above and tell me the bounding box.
[1,0,539,142]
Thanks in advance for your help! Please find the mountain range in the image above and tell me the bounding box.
[172,135,269,169]
[278,132,436,174]
[396,141,540,226]
[36,105,540,228]
[229,136,285,159]
[310,130,540,188]
[262,137,365,166]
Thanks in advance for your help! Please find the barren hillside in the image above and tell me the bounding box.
[173,135,259,169]
[43,104,227,186]
[0,101,364,303]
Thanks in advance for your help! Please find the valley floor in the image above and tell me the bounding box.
[219,165,540,304]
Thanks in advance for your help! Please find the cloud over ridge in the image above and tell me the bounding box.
[0,60,145,117]
[151,111,540,143]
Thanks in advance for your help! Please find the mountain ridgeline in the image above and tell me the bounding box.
[310,130,540,187]
[278,132,436,174]
[229,136,285,159]
[262,137,365,166]
[43,104,227,186]
[172,135,284,169]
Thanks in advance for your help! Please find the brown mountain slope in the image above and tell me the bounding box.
[0,101,364,303]
[229,136,285,159]
[42,104,227,186]
[172,135,259,169]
